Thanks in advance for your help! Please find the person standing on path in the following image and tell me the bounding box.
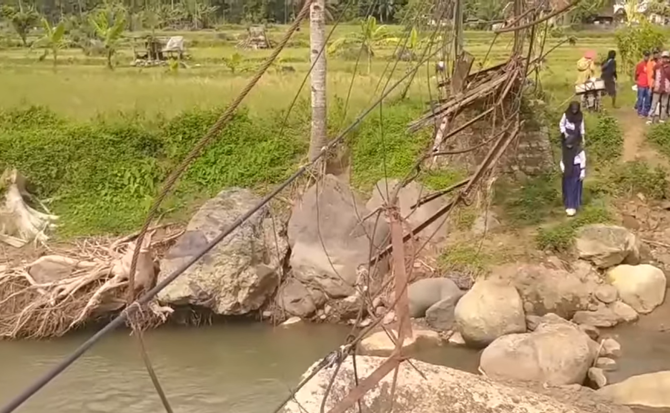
[576,50,596,85]
[647,51,670,124]
[559,101,586,217]
[635,52,651,116]
[601,50,618,108]
[645,49,660,116]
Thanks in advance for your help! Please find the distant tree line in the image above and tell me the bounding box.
[0,0,630,40]
[0,0,544,28]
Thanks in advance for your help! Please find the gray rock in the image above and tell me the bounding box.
[333,294,366,320]
[454,279,526,348]
[526,315,542,331]
[480,322,597,386]
[490,261,600,319]
[601,338,622,358]
[284,355,633,413]
[425,295,460,331]
[358,329,443,357]
[597,371,670,408]
[275,278,321,318]
[608,301,639,322]
[588,367,608,389]
[595,285,618,304]
[367,179,449,243]
[576,225,641,269]
[288,175,389,298]
[578,324,600,341]
[471,211,501,237]
[158,188,287,315]
[573,307,620,328]
[607,264,666,314]
[408,278,463,317]
[596,357,617,371]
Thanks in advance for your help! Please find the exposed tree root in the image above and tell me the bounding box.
[0,227,183,339]
[0,169,58,248]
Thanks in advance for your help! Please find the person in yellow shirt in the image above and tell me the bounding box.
[576,50,596,85]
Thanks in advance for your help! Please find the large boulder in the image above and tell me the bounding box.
[283,355,632,413]
[606,264,666,314]
[490,262,600,319]
[576,225,641,269]
[480,321,598,386]
[157,188,287,315]
[454,279,526,347]
[366,179,449,243]
[407,277,463,317]
[288,175,389,298]
[597,371,670,408]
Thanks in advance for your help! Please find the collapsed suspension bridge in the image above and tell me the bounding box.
[0,0,579,412]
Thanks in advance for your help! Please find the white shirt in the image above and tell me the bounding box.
[560,150,586,179]
[559,113,586,143]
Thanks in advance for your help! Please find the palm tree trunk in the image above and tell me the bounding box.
[308,0,327,162]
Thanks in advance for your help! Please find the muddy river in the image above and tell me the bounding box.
[1,306,668,413]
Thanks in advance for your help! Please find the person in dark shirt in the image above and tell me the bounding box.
[601,50,618,108]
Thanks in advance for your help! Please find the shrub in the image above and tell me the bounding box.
[615,21,665,74]
[0,105,306,236]
[585,112,623,164]
[647,122,670,157]
[348,100,432,191]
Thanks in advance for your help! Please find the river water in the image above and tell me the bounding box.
[2,308,669,413]
[0,322,479,413]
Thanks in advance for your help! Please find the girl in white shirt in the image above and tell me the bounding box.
[559,101,586,217]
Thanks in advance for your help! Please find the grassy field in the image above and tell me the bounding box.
[0,25,626,117]
[0,24,643,243]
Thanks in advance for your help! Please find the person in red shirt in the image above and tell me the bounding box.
[647,51,670,124]
[635,51,651,116]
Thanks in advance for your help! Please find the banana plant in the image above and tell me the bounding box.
[1,5,39,47]
[223,52,243,74]
[32,17,67,68]
[327,16,388,74]
[384,27,442,63]
[88,8,126,69]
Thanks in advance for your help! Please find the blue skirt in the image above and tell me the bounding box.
[562,164,583,210]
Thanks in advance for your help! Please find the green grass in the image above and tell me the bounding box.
[0,24,629,238]
[536,199,612,253]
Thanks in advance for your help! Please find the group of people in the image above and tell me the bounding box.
[634,49,670,123]
[576,50,618,108]
[561,48,670,218]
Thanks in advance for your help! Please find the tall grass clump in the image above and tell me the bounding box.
[584,112,623,164]
[0,105,307,236]
[348,100,432,191]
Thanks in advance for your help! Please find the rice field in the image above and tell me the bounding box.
[0,24,625,119]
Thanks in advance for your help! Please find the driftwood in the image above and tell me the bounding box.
[0,228,181,339]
